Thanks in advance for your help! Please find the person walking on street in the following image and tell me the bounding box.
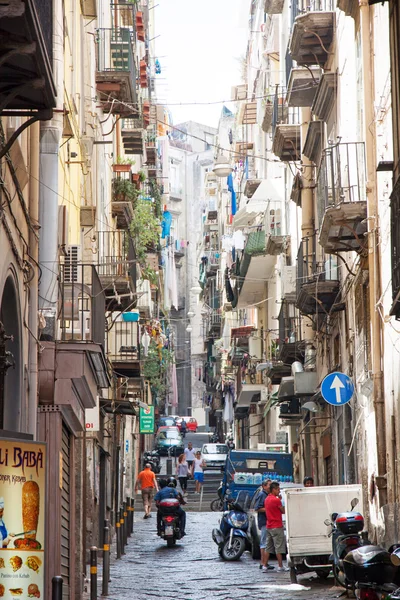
[135,463,158,519]
[176,454,189,495]
[180,419,187,438]
[184,441,196,472]
[192,451,206,494]
[264,481,289,572]
[254,479,273,572]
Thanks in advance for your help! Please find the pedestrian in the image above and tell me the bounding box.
[264,481,289,572]
[191,451,206,494]
[135,463,159,519]
[184,441,196,472]
[180,419,187,438]
[303,476,314,487]
[254,479,274,572]
[176,454,189,495]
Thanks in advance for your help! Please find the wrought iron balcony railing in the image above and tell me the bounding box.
[58,263,105,347]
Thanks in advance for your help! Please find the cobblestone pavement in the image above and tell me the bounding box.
[106,511,343,600]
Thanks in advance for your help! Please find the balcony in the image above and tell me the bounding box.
[312,73,337,122]
[202,250,220,271]
[278,301,303,364]
[96,28,137,115]
[272,88,301,162]
[265,201,287,255]
[302,120,323,164]
[97,230,136,310]
[296,234,342,316]
[121,118,144,155]
[236,359,266,410]
[146,142,157,164]
[235,230,276,308]
[58,262,106,348]
[287,67,320,107]
[0,0,56,113]
[111,178,135,229]
[170,186,183,201]
[289,1,335,68]
[106,315,141,378]
[317,142,367,253]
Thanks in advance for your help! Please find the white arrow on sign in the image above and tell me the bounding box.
[330,375,345,404]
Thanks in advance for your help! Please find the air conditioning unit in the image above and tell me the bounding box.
[279,398,301,419]
[282,265,296,299]
[64,245,81,283]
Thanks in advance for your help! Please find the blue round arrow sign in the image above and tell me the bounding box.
[321,372,354,406]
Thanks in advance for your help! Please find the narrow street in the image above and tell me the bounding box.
[106,509,341,600]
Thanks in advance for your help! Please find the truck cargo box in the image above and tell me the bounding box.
[285,484,363,558]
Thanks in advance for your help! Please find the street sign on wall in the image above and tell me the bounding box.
[0,438,46,598]
[139,405,155,433]
[321,372,354,406]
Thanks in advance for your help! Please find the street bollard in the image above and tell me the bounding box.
[116,510,121,559]
[120,509,125,555]
[90,546,97,600]
[123,501,128,547]
[131,497,135,532]
[52,576,63,600]
[102,523,110,596]
[126,497,131,537]
[166,457,172,475]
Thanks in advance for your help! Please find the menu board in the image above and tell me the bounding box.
[0,439,46,599]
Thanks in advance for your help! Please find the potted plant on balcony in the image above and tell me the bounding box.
[112,157,135,173]
[112,178,138,205]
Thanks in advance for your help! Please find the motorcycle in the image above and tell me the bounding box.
[343,544,400,599]
[210,481,224,512]
[143,450,161,474]
[212,497,251,561]
[324,498,368,588]
[158,498,183,548]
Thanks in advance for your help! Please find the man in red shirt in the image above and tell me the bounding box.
[135,463,159,519]
[264,481,289,571]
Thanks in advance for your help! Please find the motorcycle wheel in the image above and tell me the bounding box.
[210,499,223,512]
[251,540,261,560]
[221,536,246,561]
[333,564,346,588]
[167,538,176,548]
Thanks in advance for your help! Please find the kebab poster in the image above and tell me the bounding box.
[0,439,45,599]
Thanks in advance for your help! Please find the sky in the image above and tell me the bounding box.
[154,0,249,128]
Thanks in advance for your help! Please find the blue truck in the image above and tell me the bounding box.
[222,449,294,504]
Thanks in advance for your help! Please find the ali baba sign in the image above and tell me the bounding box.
[0,439,46,599]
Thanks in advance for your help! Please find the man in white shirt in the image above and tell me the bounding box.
[184,442,196,471]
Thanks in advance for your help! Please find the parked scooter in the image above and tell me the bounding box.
[143,450,161,474]
[325,498,368,588]
[212,496,251,560]
[343,544,400,599]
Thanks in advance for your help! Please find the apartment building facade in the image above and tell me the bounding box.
[198,0,399,542]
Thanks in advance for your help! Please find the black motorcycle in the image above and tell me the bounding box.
[325,498,368,588]
[158,498,183,547]
[343,544,400,599]
[143,450,161,474]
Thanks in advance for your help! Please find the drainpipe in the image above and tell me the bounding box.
[28,121,40,438]
[359,0,387,506]
[38,0,64,339]
[299,107,318,480]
